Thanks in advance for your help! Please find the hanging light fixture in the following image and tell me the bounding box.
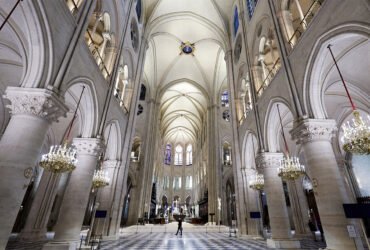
[40,86,85,173]
[276,104,305,180]
[92,124,112,189]
[92,169,110,189]
[327,44,370,155]
[249,174,265,190]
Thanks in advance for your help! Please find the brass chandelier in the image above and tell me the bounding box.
[92,124,112,189]
[40,86,85,173]
[276,104,305,180]
[327,44,370,155]
[92,169,110,189]
[249,174,264,190]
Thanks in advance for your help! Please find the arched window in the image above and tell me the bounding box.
[186,176,193,189]
[223,142,232,165]
[186,144,192,165]
[174,145,183,166]
[114,65,131,111]
[173,177,181,190]
[164,144,171,165]
[65,0,83,14]
[137,104,143,115]
[136,0,142,21]
[139,84,146,100]
[85,12,113,78]
[241,78,253,118]
[246,0,259,19]
[222,110,230,122]
[233,7,239,36]
[221,91,229,107]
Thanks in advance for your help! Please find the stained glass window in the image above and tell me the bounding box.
[186,144,192,165]
[221,91,229,107]
[233,7,239,36]
[246,0,259,19]
[164,144,171,165]
[175,145,183,165]
[136,0,142,21]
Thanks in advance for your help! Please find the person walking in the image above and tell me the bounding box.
[175,208,184,236]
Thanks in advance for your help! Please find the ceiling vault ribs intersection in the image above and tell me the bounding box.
[143,0,232,145]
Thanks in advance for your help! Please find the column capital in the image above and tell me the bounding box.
[291,118,337,144]
[102,159,120,169]
[72,137,104,156]
[255,152,283,170]
[4,87,68,123]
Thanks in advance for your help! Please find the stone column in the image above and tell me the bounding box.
[0,87,67,249]
[93,160,121,240]
[256,152,300,249]
[287,179,310,237]
[19,172,62,241]
[244,168,262,237]
[291,119,356,250]
[43,137,103,250]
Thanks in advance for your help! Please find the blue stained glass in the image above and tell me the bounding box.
[247,0,258,19]
[164,144,171,165]
[233,7,239,36]
[136,0,142,21]
[182,45,193,54]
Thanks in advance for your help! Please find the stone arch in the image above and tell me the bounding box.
[242,132,259,169]
[304,23,370,119]
[61,77,99,138]
[264,99,295,153]
[103,120,122,160]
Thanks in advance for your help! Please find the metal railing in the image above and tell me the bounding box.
[287,0,323,48]
[256,58,281,96]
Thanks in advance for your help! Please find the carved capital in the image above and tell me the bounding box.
[73,138,104,157]
[291,119,337,144]
[102,160,120,169]
[4,87,68,123]
[255,152,283,170]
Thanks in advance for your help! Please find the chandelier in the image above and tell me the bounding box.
[40,143,77,173]
[277,155,305,180]
[40,86,85,173]
[276,104,306,180]
[92,169,110,189]
[249,174,264,190]
[327,45,370,155]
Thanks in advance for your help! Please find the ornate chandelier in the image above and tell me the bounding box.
[40,143,77,173]
[276,104,306,181]
[92,169,110,189]
[40,86,85,173]
[327,45,370,155]
[249,174,264,190]
[277,155,305,180]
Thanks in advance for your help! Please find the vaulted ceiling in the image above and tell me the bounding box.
[143,0,232,145]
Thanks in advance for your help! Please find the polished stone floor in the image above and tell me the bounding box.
[6,232,327,250]
[101,232,327,250]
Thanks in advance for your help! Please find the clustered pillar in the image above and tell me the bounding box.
[0,87,67,249]
[43,137,103,250]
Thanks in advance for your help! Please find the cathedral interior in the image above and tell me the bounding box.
[0,0,370,249]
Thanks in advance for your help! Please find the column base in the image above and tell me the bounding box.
[102,234,119,241]
[18,230,47,241]
[42,240,80,250]
[267,239,301,249]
